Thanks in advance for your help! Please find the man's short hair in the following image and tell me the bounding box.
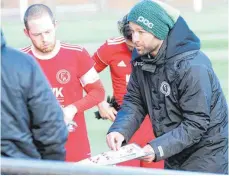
[117,14,132,41]
[24,4,55,30]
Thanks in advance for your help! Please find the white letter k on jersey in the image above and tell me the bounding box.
[52,87,64,98]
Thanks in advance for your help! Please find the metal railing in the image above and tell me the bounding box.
[1,157,219,175]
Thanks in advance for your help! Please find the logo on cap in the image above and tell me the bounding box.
[137,16,154,29]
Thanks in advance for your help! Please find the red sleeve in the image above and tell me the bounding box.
[76,48,95,78]
[92,41,112,73]
[73,80,105,113]
[91,52,107,73]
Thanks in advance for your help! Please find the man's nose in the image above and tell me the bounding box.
[132,32,140,44]
[41,33,48,42]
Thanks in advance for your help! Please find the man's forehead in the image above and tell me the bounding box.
[27,15,54,32]
[28,14,52,25]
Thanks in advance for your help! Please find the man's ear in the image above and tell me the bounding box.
[54,20,58,29]
[24,28,29,38]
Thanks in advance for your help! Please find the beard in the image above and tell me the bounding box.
[34,41,56,53]
[138,45,158,56]
[136,47,148,56]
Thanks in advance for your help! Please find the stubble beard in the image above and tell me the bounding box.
[35,41,56,53]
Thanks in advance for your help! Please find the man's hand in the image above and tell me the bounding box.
[62,104,78,127]
[98,101,117,121]
[140,144,155,163]
[106,132,124,151]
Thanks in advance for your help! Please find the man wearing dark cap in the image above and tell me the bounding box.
[106,0,228,174]
[92,14,164,169]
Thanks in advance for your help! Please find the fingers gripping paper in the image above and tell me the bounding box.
[77,143,152,166]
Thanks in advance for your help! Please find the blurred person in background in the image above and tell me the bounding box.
[1,30,68,160]
[91,14,164,169]
[106,0,228,174]
[21,4,105,162]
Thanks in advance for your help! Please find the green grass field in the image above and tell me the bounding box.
[2,5,228,156]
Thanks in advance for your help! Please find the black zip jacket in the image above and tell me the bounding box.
[108,17,228,174]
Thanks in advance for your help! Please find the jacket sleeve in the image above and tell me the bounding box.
[108,69,147,143]
[149,65,212,161]
[27,60,68,161]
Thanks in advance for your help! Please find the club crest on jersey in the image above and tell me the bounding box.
[56,69,71,84]
[160,81,171,96]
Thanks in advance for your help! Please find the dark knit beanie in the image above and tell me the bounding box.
[128,0,180,40]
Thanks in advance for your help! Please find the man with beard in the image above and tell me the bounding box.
[92,14,164,169]
[21,4,105,162]
[106,0,228,174]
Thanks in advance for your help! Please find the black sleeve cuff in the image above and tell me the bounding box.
[148,141,165,162]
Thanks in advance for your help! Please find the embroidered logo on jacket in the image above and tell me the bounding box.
[56,69,71,84]
[160,81,171,96]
